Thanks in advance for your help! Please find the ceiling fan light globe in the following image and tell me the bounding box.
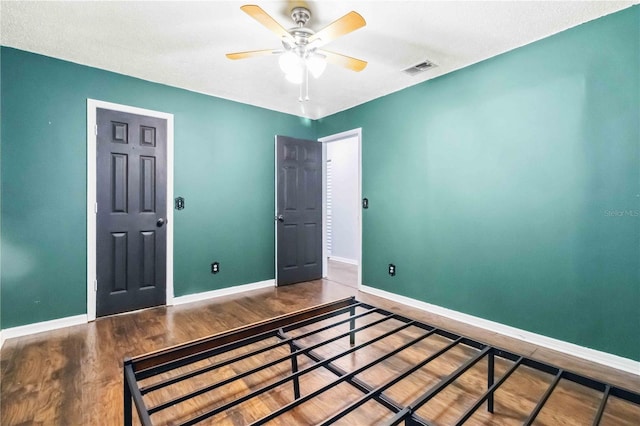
[307,55,327,78]
[279,51,300,74]
[285,70,303,84]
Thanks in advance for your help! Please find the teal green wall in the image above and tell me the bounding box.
[0,47,314,328]
[2,7,638,361]
[318,6,639,360]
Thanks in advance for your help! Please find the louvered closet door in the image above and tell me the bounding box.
[96,108,167,317]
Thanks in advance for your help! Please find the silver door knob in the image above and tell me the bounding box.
[156,218,166,227]
[276,215,284,222]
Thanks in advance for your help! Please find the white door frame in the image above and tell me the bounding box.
[318,128,363,288]
[86,99,174,321]
[273,135,279,284]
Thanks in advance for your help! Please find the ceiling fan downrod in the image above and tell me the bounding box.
[291,7,311,27]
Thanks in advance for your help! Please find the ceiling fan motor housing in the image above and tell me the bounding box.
[287,7,316,54]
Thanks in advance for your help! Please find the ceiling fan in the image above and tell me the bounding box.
[226,4,367,100]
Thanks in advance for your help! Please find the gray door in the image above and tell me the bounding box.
[276,135,323,285]
[96,108,167,317]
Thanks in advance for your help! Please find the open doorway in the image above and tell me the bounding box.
[319,129,362,289]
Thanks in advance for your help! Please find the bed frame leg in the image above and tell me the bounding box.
[349,306,356,346]
[487,350,495,413]
[288,341,301,399]
[124,358,133,426]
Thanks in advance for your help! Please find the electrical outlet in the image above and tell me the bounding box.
[388,263,396,276]
[211,262,220,274]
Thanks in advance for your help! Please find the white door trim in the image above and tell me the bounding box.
[86,99,174,321]
[273,135,279,284]
[318,128,363,288]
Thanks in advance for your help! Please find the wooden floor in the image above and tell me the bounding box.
[1,279,639,425]
[326,259,358,289]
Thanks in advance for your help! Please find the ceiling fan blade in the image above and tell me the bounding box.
[240,5,294,42]
[320,50,367,72]
[226,49,279,60]
[308,11,366,46]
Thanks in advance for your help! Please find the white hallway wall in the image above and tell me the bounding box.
[326,136,359,263]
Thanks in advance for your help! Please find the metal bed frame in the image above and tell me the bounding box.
[124,297,640,425]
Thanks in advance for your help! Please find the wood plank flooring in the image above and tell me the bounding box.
[326,259,358,289]
[1,279,639,425]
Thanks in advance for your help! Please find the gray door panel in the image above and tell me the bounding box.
[276,135,322,285]
[96,108,167,316]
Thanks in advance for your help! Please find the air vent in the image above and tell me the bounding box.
[403,60,437,76]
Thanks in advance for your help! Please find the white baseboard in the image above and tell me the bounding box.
[172,279,275,306]
[0,314,88,348]
[328,256,359,266]
[360,285,640,376]
[0,280,275,349]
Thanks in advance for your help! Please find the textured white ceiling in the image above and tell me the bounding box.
[1,1,636,119]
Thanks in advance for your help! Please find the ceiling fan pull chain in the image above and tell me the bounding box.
[298,78,303,102]
[305,66,310,101]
